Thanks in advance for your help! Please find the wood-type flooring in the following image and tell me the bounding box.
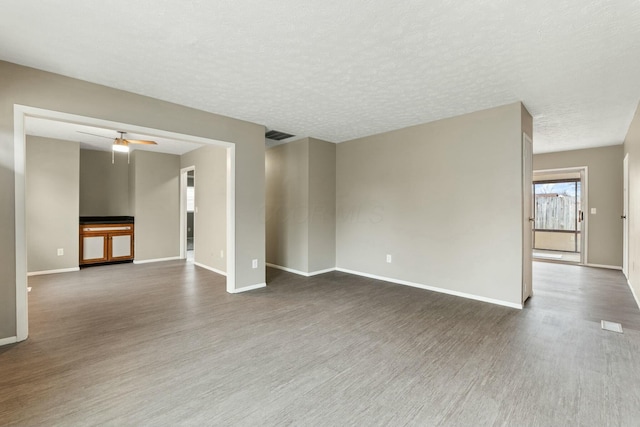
[1,261,639,426]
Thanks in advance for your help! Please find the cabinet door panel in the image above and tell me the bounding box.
[82,236,107,262]
[111,234,132,259]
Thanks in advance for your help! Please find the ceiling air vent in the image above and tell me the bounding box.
[265,130,295,141]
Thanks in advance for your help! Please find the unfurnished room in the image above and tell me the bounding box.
[1,1,640,425]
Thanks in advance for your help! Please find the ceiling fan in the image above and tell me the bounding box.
[78,130,158,163]
[78,130,158,153]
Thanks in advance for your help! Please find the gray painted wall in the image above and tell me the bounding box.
[26,137,79,273]
[308,138,336,272]
[623,102,640,306]
[533,145,623,267]
[266,139,310,272]
[131,151,181,261]
[79,149,130,216]
[181,146,227,273]
[0,60,265,340]
[336,103,525,305]
[265,138,336,274]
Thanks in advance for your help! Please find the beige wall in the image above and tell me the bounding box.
[265,138,336,274]
[181,146,227,273]
[266,139,309,272]
[131,151,180,261]
[308,138,336,272]
[533,145,623,267]
[26,137,79,273]
[128,153,136,219]
[79,149,130,216]
[623,102,640,306]
[336,103,525,306]
[0,61,265,340]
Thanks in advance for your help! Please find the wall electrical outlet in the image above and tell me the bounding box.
[57,248,64,256]
[590,208,597,214]
[386,254,392,263]
[252,259,258,269]
[220,250,224,258]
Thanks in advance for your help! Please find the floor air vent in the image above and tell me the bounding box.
[601,320,623,333]
[266,130,295,141]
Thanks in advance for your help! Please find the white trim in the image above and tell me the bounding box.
[179,165,195,260]
[14,105,237,341]
[229,282,266,293]
[133,256,182,264]
[522,132,533,304]
[0,336,18,347]
[266,263,336,277]
[335,267,523,309]
[628,279,640,310]
[226,146,236,294]
[623,153,629,279]
[27,267,79,277]
[582,166,589,265]
[534,166,589,175]
[194,262,227,276]
[14,106,28,342]
[308,267,336,276]
[584,263,623,271]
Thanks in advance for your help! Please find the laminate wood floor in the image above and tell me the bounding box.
[1,261,639,426]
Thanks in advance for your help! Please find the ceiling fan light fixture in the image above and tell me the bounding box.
[112,143,129,153]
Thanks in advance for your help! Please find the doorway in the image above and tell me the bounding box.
[180,166,196,262]
[623,154,629,278]
[14,105,237,342]
[532,168,587,264]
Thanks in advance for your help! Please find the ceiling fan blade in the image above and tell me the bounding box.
[77,131,114,140]
[125,139,158,145]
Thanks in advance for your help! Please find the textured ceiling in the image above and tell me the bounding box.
[2,1,640,153]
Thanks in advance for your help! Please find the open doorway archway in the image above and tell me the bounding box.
[14,105,236,342]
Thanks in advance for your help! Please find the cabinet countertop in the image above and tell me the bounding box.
[79,216,134,225]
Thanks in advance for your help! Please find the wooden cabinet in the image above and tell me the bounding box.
[79,223,134,265]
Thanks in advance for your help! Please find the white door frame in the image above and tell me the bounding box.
[522,133,533,303]
[533,166,589,265]
[623,153,629,278]
[179,166,196,260]
[14,104,236,342]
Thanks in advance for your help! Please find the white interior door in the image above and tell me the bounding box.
[623,153,629,278]
[522,133,533,303]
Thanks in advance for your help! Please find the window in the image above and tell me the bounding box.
[533,180,581,253]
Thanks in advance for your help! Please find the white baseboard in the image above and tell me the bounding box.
[266,263,335,277]
[628,279,640,310]
[27,267,79,277]
[335,267,523,309]
[0,336,17,347]
[584,263,622,270]
[194,262,227,276]
[229,282,266,293]
[133,256,181,264]
[308,267,336,276]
